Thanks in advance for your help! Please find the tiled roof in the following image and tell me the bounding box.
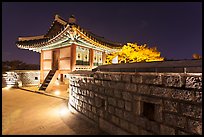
[16,14,123,49]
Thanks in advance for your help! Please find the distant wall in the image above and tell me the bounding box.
[2,70,40,87]
[68,71,202,135]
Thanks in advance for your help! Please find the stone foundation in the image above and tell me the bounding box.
[68,72,202,135]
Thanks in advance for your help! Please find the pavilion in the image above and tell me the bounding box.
[16,14,123,91]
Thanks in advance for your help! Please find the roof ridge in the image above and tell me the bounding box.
[18,35,48,41]
[54,14,67,25]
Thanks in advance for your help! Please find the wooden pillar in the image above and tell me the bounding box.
[89,49,94,69]
[71,44,76,71]
[102,52,106,65]
[60,74,64,83]
[40,51,44,84]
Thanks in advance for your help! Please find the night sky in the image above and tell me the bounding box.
[2,2,202,65]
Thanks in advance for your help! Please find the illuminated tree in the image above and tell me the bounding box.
[106,43,164,64]
[192,53,202,59]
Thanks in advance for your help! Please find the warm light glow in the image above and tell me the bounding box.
[55,80,60,85]
[59,107,69,116]
[5,85,13,90]
[54,90,60,95]
[106,43,164,64]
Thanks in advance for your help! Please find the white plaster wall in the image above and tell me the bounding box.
[43,61,52,70]
[60,47,71,58]
[43,50,52,60]
[59,59,71,70]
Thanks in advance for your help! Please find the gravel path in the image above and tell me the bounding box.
[2,88,107,135]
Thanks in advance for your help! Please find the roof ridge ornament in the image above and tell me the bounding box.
[68,14,76,25]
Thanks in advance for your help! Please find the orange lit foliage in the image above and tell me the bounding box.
[106,43,164,64]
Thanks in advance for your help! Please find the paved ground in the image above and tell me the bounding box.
[20,83,69,100]
[2,87,108,135]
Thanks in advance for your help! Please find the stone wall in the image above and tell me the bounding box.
[68,72,202,135]
[2,70,40,87]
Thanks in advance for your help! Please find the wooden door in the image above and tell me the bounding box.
[52,50,59,70]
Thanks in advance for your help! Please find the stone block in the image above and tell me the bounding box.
[146,121,160,134]
[185,76,202,89]
[115,108,124,118]
[114,89,122,98]
[77,88,82,94]
[125,83,137,92]
[108,97,117,106]
[89,91,95,98]
[109,81,116,88]
[97,109,105,118]
[124,111,134,122]
[92,85,98,92]
[103,73,111,80]
[88,98,94,105]
[104,88,114,96]
[77,105,82,112]
[81,89,87,96]
[94,73,103,80]
[162,75,185,88]
[137,84,151,95]
[88,111,94,120]
[91,106,97,114]
[122,74,132,82]
[163,100,178,113]
[133,100,141,116]
[177,130,190,135]
[110,74,121,81]
[151,86,172,98]
[180,103,202,119]
[87,104,92,111]
[87,84,93,91]
[117,100,125,109]
[160,124,175,135]
[187,119,202,135]
[98,87,105,94]
[195,91,202,103]
[86,90,89,96]
[129,123,139,134]
[78,100,83,107]
[135,116,147,129]
[111,115,119,125]
[139,129,153,135]
[93,114,99,122]
[142,74,162,85]
[99,118,131,135]
[122,92,132,101]
[125,101,132,111]
[114,82,125,90]
[132,75,142,84]
[82,102,86,109]
[171,89,195,102]
[108,106,115,114]
[83,97,88,103]
[119,119,129,131]
[94,79,102,85]
[82,77,87,83]
[95,97,104,107]
[164,113,187,129]
[164,113,176,127]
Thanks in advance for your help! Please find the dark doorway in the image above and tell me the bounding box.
[52,50,59,70]
[142,102,155,121]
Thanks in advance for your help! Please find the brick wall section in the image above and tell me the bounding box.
[3,70,40,87]
[68,72,202,135]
